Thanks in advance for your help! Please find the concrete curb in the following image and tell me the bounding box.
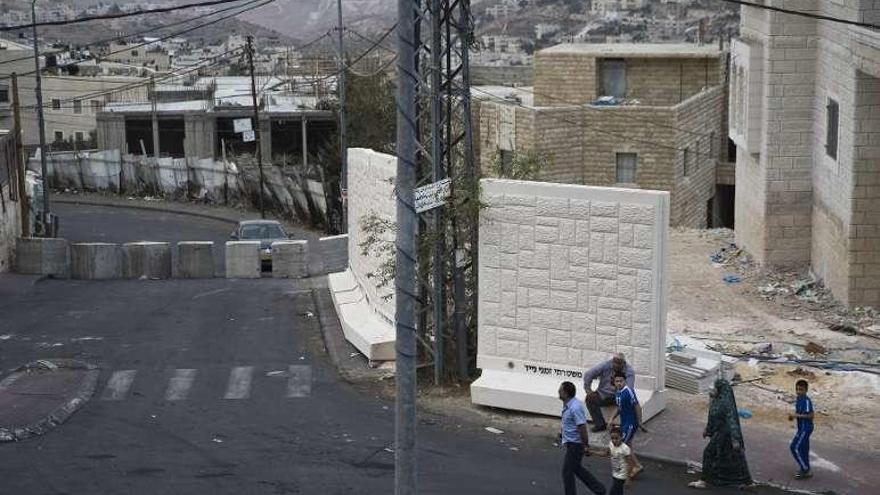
[0,359,100,443]
[52,197,239,226]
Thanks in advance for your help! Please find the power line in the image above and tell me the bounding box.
[0,0,266,67]
[0,0,258,32]
[717,0,880,30]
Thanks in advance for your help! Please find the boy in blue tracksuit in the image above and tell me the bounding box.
[789,379,815,479]
[610,373,644,477]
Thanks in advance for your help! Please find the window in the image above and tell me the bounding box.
[615,152,637,183]
[73,99,82,114]
[51,98,61,110]
[601,58,626,98]
[0,84,8,103]
[826,98,839,160]
[131,50,139,57]
[683,148,692,177]
[91,100,101,112]
[727,137,736,162]
[75,132,84,142]
[53,131,64,142]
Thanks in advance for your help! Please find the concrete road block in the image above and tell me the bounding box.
[15,237,70,278]
[318,234,348,274]
[123,242,172,279]
[71,243,123,280]
[177,241,214,278]
[271,240,308,278]
[225,241,261,279]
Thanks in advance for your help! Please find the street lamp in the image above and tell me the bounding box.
[31,0,51,236]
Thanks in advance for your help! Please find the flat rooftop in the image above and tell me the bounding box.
[539,43,723,58]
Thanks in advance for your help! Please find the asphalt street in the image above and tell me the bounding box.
[0,205,789,494]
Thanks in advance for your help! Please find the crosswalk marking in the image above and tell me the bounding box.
[101,370,136,401]
[164,369,197,401]
[223,366,253,400]
[286,365,312,398]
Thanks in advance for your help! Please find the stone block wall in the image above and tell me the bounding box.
[534,53,597,106]
[672,86,728,228]
[733,0,880,307]
[534,50,724,107]
[347,148,396,323]
[474,94,728,229]
[478,179,669,389]
[625,57,723,107]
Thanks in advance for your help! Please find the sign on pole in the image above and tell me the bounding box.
[242,129,256,143]
[234,118,253,134]
[414,178,451,213]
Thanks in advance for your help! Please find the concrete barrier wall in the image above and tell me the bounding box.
[225,241,261,279]
[471,179,670,418]
[272,240,308,278]
[177,241,215,278]
[15,237,70,278]
[318,234,349,274]
[71,243,123,280]
[123,242,171,279]
[31,151,327,223]
[347,148,397,324]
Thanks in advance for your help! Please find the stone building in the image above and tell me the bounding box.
[474,43,733,228]
[730,0,880,307]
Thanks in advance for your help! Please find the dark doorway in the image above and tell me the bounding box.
[125,119,153,156]
[158,118,185,158]
[710,185,735,228]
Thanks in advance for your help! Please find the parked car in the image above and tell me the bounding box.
[230,220,291,270]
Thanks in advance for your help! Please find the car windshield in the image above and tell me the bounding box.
[239,223,285,239]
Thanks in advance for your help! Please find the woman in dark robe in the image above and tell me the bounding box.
[689,379,752,489]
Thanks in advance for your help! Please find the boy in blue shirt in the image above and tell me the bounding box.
[789,379,815,479]
[609,373,645,478]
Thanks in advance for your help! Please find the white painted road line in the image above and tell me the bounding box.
[286,365,312,398]
[223,366,254,400]
[164,369,197,401]
[101,370,137,401]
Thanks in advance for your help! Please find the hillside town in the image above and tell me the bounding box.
[0,0,878,494]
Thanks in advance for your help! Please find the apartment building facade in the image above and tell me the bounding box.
[730,0,880,307]
[474,43,732,228]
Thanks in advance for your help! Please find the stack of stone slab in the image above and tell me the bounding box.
[665,335,737,394]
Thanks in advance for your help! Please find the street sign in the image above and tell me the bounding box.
[414,178,451,213]
[242,130,256,143]
[234,118,253,133]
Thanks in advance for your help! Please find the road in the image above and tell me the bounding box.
[0,204,788,494]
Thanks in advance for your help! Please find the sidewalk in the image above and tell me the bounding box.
[312,292,875,495]
[631,396,875,494]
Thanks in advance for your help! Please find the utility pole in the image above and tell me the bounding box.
[31,0,50,236]
[11,73,30,238]
[246,35,266,219]
[429,0,445,385]
[336,0,348,233]
[150,76,159,159]
[395,0,418,491]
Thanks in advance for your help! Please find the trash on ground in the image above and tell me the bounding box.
[722,275,741,284]
[212,436,224,443]
[751,342,773,354]
[485,427,504,435]
[266,370,287,377]
[786,367,817,379]
[804,341,827,356]
[737,408,753,419]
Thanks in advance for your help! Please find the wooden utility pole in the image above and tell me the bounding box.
[246,35,266,218]
[336,0,348,233]
[11,73,30,237]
